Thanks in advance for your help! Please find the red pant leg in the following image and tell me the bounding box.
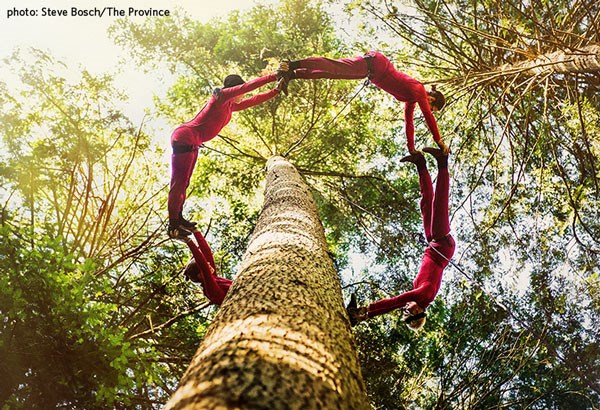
[294,56,368,80]
[186,240,227,305]
[192,230,216,271]
[431,167,450,240]
[418,167,434,242]
[167,149,198,220]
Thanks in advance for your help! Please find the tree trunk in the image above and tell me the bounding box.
[498,44,600,76]
[164,156,370,410]
[447,44,600,90]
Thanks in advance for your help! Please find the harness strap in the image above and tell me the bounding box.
[363,54,374,80]
[172,144,199,154]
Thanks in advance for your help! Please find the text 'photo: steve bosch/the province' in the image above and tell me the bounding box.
[7,6,170,18]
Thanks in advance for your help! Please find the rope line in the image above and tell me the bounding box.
[283,79,370,157]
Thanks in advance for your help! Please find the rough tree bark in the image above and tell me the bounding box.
[498,44,600,76]
[444,44,600,90]
[165,156,370,410]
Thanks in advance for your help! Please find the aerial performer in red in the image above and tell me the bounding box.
[168,73,284,240]
[277,52,449,154]
[182,229,231,305]
[347,147,455,329]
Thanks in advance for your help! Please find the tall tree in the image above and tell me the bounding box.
[108,1,413,407]
[165,156,369,409]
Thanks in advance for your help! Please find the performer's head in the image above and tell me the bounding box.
[183,259,201,283]
[223,74,246,103]
[427,85,446,112]
[224,74,245,88]
[403,301,426,330]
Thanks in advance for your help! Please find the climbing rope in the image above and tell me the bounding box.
[324,79,371,130]
[418,235,510,311]
[283,79,371,158]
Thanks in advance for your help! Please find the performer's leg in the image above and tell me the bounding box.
[402,152,433,241]
[185,239,226,304]
[291,56,368,80]
[167,149,198,221]
[431,166,450,240]
[422,148,450,240]
[418,166,434,242]
[192,230,216,271]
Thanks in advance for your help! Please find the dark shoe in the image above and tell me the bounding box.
[276,68,287,80]
[423,146,448,168]
[287,59,300,70]
[276,59,296,95]
[178,214,197,230]
[276,76,288,95]
[400,151,427,170]
[168,224,192,241]
[400,151,425,164]
[422,146,447,158]
[277,71,294,96]
[346,294,367,327]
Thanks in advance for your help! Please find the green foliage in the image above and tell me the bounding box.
[0,49,214,408]
[0,230,128,407]
[337,0,600,407]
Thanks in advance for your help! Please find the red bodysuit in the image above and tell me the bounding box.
[292,52,442,152]
[185,230,231,305]
[367,163,455,318]
[168,74,278,220]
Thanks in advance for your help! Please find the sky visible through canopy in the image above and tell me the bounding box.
[0,0,277,124]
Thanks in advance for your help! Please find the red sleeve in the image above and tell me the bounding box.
[367,282,436,318]
[419,100,442,143]
[217,73,277,101]
[404,102,416,152]
[367,287,421,318]
[232,88,279,111]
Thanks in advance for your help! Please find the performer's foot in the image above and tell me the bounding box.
[179,215,197,230]
[168,222,192,241]
[277,70,294,96]
[400,151,425,164]
[400,151,426,170]
[423,146,449,168]
[346,294,368,327]
[276,77,288,95]
[287,60,300,70]
[422,146,447,158]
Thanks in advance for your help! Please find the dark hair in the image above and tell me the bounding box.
[428,85,446,111]
[404,311,427,330]
[183,259,201,283]
[223,74,245,88]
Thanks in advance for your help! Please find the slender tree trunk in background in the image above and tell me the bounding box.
[498,44,600,76]
[165,156,370,410]
[447,44,600,89]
